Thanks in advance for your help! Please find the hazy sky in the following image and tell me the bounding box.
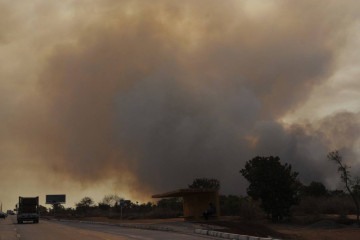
[1,0,359,210]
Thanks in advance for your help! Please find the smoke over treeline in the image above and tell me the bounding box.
[0,0,359,202]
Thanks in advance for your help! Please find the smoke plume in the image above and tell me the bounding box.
[0,0,359,206]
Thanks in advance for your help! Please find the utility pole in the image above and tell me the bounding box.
[119,199,126,220]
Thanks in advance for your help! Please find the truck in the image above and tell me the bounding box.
[17,196,39,224]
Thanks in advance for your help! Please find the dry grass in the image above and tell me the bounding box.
[199,215,360,240]
[271,222,360,240]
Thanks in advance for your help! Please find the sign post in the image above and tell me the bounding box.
[119,200,123,220]
[46,195,66,217]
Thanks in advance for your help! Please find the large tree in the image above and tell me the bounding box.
[240,156,301,222]
[328,150,360,225]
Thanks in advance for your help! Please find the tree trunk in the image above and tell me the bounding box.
[345,184,360,226]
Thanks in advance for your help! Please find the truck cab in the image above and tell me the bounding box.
[17,196,39,224]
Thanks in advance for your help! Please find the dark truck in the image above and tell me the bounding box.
[17,196,39,224]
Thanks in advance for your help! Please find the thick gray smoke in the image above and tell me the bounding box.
[1,0,359,202]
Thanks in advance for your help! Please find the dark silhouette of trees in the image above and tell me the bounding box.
[328,189,346,197]
[157,198,182,211]
[188,178,220,190]
[352,184,360,197]
[328,150,360,225]
[50,203,65,216]
[301,181,328,197]
[101,194,121,207]
[98,194,122,211]
[75,196,94,214]
[38,205,48,215]
[76,197,94,208]
[240,156,301,222]
[220,195,242,216]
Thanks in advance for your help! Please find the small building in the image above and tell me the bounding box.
[152,188,220,220]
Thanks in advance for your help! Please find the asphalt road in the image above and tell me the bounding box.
[0,215,215,240]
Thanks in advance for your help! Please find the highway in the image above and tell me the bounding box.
[0,215,215,240]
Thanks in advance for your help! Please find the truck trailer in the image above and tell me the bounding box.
[17,196,39,224]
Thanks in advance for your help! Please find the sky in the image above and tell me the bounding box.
[0,0,359,210]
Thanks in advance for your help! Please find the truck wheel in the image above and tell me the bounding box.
[34,219,39,223]
[17,220,22,224]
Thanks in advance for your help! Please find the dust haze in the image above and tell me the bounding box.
[0,0,359,207]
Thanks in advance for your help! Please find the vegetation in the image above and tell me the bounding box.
[240,156,301,222]
[188,178,220,190]
[300,181,328,197]
[220,195,242,216]
[36,152,360,226]
[101,194,121,207]
[75,197,95,215]
[219,195,264,220]
[328,150,360,225]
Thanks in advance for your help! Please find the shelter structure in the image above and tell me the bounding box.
[152,188,220,220]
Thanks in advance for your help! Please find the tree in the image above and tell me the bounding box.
[76,197,94,208]
[157,198,183,211]
[101,194,122,207]
[51,203,65,216]
[301,181,328,197]
[188,178,220,190]
[353,183,360,197]
[98,203,110,211]
[240,156,301,222]
[329,189,346,197]
[220,195,242,216]
[75,197,94,214]
[38,205,48,215]
[328,150,360,225]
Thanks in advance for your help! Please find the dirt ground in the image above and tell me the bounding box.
[201,216,360,240]
[198,219,291,239]
[56,215,360,240]
[271,224,360,240]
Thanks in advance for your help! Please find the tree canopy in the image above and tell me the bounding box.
[240,156,301,222]
[76,197,94,207]
[188,178,220,190]
[301,181,328,197]
[101,194,122,207]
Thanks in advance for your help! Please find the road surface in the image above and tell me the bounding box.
[0,215,216,240]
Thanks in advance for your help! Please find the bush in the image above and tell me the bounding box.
[293,195,357,216]
[239,198,264,221]
[220,195,242,216]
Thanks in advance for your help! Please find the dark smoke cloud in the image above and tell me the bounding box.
[1,1,360,201]
[252,111,360,186]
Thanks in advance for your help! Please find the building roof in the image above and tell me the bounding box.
[152,188,217,198]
